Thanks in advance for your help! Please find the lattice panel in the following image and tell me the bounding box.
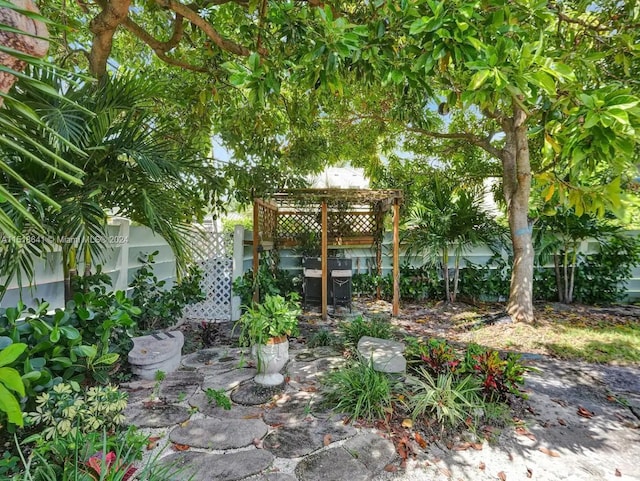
[258,203,278,242]
[183,232,233,321]
[328,212,375,237]
[278,212,320,238]
[190,232,233,261]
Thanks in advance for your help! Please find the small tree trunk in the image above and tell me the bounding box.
[502,104,534,323]
[553,254,563,302]
[88,0,131,78]
[452,254,460,303]
[568,249,577,304]
[442,248,450,303]
[0,1,49,106]
[563,249,570,303]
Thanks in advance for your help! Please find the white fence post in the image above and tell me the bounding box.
[231,225,244,321]
[113,218,131,292]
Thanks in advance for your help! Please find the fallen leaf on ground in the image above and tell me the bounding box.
[146,436,161,450]
[384,464,397,473]
[439,467,451,477]
[577,406,595,418]
[471,443,483,450]
[498,471,506,481]
[402,418,413,428]
[479,462,486,471]
[526,468,533,478]
[323,434,332,446]
[508,453,514,461]
[172,443,189,451]
[538,447,560,457]
[300,386,318,392]
[615,469,622,477]
[515,427,536,441]
[557,418,567,426]
[452,442,471,451]
[243,413,262,419]
[551,398,568,407]
[252,438,264,449]
[414,432,427,449]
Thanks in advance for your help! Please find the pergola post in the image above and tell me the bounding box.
[252,200,259,303]
[321,200,328,320]
[392,197,400,316]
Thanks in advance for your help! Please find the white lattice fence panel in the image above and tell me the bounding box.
[184,232,233,321]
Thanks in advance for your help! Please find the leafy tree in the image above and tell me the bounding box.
[322,0,640,321]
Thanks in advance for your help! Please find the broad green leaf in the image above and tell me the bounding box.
[468,70,491,90]
[95,353,119,366]
[0,343,26,367]
[0,383,23,426]
[0,367,25,396]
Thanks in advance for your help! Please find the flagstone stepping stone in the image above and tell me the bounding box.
[262,390,329,425]
[188,392,262,419]
[357,336,406,373]
[202,367,257,392]
[158,450,274,481]
[295,446,369,481]
[158,371,204,403]
[262,419,357,458]
[120,379,155,403]
[129,331,184,379]
[182,347,245,369]
[342,432,396,473]
[232,380,283,406]
[169,417,268,449]
[254,474,297,481]
[125,403,191,428]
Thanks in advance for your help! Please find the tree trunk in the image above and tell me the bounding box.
[452,254,460,303]
[442,248,450,303]
[88,0,131,78]
[0,1,49,106]
[501,104,534,322]
[553,254,564,302]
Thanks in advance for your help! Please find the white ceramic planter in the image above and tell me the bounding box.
[252,336,289,386]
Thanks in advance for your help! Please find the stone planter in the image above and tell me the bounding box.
[252,336,289,386]
[128,331,184,380]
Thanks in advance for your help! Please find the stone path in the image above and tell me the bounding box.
[122,344,397,481]
[122,342,640,481]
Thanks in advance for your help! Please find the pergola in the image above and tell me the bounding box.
[252,188,403,319]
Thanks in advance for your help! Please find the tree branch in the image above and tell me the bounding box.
[156,0,263,57]
[406,125,504,159]
[122,14,207,72]
[88,0,131,78]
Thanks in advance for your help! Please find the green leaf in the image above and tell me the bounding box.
[409,17,428,35]
[95,353,119,366]
[0,367,25,396]
[0,343,26,367]
[60,326,81,340]
[0,383,23,426]
[532,71,556,95]
[468,70,491,90]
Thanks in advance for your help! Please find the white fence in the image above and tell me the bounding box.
[1,220,177,310]
[3,225,638,311]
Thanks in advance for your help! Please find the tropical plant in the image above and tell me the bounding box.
[0,343,27,427]
[323,357,393,422]
[1,72,226,301]
[405,369,482,428]
[234,294,301,347]
[403,174,503,303]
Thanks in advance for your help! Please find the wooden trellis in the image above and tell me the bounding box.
[253,189,403,319]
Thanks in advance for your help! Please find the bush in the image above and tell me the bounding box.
[405,369,482,427]
[130,251,205,331]
[323,358,393,422]
[339,315,392,348]
[232,256,298,308]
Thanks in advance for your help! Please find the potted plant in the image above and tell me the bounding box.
[234,294,301,386]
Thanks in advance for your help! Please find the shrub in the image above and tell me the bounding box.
[339,315,392,348]
[307,328,337,348]
[405,369,482,427]
[323,358,393,422]
[232,257,298,308]
[130,251,205,331]
[463,344,528,400]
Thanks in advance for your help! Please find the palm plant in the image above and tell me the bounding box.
[403,174,503,303]
[0,4,85,283]
[1,71,224,300]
